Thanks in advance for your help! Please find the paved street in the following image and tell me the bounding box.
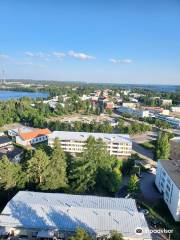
[140,171,162,203]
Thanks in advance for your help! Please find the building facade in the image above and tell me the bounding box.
[48,131,132,157]
[155,160,180,222]
[170,137,180,160]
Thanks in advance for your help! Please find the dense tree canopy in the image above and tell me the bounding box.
[156,132,170,160]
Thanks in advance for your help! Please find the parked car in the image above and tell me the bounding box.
[140,208,149,216]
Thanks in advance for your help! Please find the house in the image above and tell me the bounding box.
[0,136,12,148]
[16,128,51,147]
[155,160,180,221]
[0,191,152,239]
[48,131,132,157]
[0,146,23,163]
[8,127,34,138]
[170,137,180,160]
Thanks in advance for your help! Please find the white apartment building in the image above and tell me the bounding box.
[48,131,132,157]
[155,160,180,221]
[171,106,180,113]
[117,107,149,118]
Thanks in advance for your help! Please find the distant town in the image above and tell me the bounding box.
[0,80,179,240]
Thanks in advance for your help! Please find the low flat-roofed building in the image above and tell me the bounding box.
[117,107,149,118]
[156,114,180,128]
[155,160,180,221]
[171,106,180,113]
[48,131,132,156]
[0,191,152,239]
[122,102,136,109]
[170,137,180,160]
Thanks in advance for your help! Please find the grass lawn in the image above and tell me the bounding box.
[140,140,156,151]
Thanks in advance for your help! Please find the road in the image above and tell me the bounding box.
[140,171,162,203]
[132,141,154,160]
[113,111,180,136]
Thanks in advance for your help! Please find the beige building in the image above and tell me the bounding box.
[161,99,172,106]
[170,137,180,160]
[122,102,136,109]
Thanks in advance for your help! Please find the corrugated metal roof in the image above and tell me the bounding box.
[0,191,151,239]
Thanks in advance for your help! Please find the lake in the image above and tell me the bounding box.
[0,90,48,100]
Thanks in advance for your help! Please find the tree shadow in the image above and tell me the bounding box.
[8,200,48,228]
[47,207,96,236]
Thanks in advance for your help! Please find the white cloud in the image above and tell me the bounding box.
[0,54,10,59]
[24,51,48,58]
[68,50,95,60]
[109,58,133,64]
[52,52,66,58]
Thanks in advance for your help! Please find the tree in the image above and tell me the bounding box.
[44,139,67,190]
[109,231,124,240]
[0,155,26,191]
[69,137,120,194]
[68,228,92,240]
[128,174,140,197]
[156,131,170,160]
[122,156,135,175]
[27,149,50,189]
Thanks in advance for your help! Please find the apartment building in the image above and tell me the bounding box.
[171,106,180,113]
[122,102,136,109]
[161,99,172,106]
[16,128,51,147]
[170,137,180,160]
[156,114,180,128]
[117,106,149,118]
[48,131,132,157]
[0,191,152,240]
[155,160,180,221]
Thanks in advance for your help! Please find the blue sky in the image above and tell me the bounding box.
[0,0,180,84]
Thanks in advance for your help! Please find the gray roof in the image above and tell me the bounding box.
[0,136,12,145]
[0,191,151,239]
[49,131,131,144]
[159,160,180,189]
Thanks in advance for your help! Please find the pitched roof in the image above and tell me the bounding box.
[0,191,151,239]
[19,129,51,140]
